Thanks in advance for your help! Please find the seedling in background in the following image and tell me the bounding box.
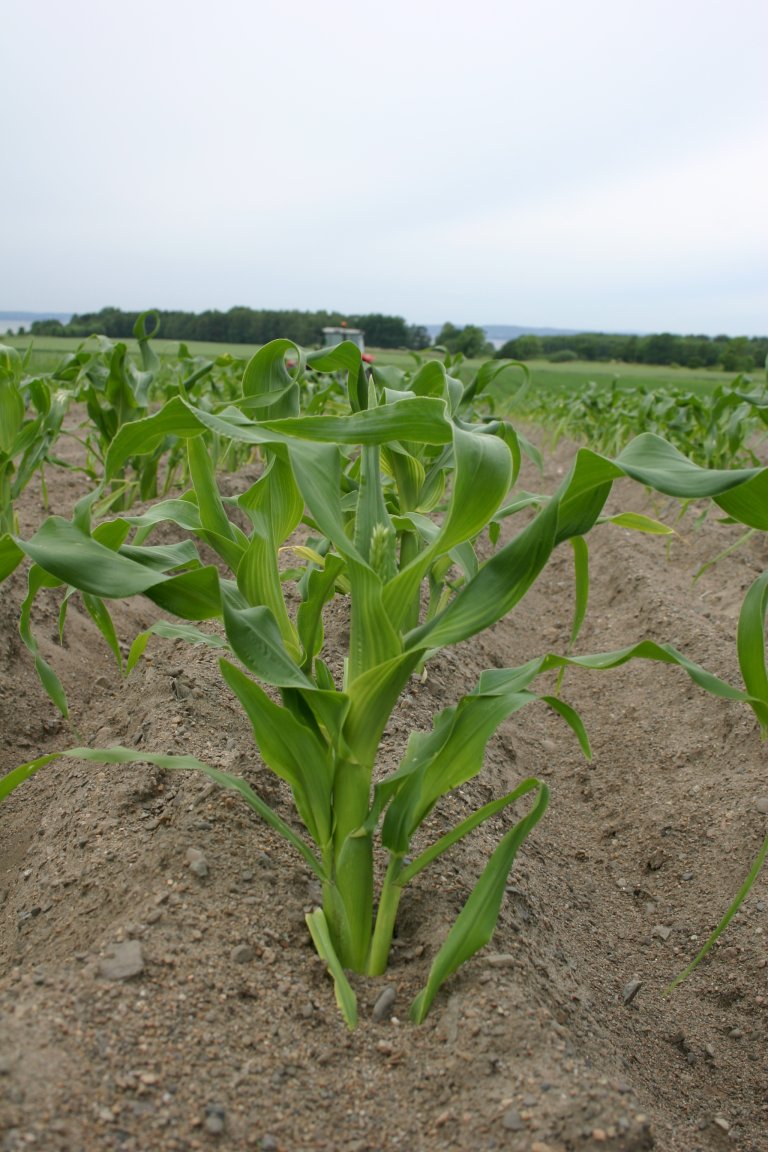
[0,343,69,536]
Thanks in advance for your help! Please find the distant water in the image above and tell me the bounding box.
[0,312,71,334]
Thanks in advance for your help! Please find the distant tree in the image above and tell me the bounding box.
[406,324,431,350]
[455,325,492,358]
[349,313,410,348]
[435,322,461,349]
[496,334,542,360]
[750,336,768,367]
[720,337,755,373]
[512,334,542,360]
[638,332,680,365]
[30,319,66,336]
[435,323,491,358]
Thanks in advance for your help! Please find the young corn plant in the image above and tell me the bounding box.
[57,311,198,507]
[3,340,768,1026]
[0,343,70,536]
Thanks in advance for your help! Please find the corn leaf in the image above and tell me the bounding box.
[343,649,425,767]
[19,566,69,717]
[602,512,675,535]
[20,517,170,597]
[399,777,545,885]
[615,433,760,500]
[410,781,549,1023]
[258,396,453,446]
[288,441,365,565]
[407,498,559,651]
[306,339,362,377]
[105,396,207,479]
[127,621,230,674]
[0,752,61,801]
[241,339,302,418]
[568,536,589,649]
[118,539,201,572]
[236,452,304,541]
[222,597,310,688]
[82,593,122,671]
[379,682,583,858]
[1,745,325,877]
[736,572,768,730]
[347,560,402,681]
[383,426,514,631]
[353,443,392,566]
[0,377,25,453]
[666,831,768,991]
[715,470,768,530]
[144,566,222,620]
[219,659,333,851]
[305,909,358,1029]
[0,534,23,581]
[296,554,346,666]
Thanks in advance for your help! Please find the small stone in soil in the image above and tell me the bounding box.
[205,1104,226,1135]
[99,940,144,981]
[755,798,768,814]
[186,847,209,877]
[501,1107,525,1131]
[231,944,255,964]
[486,953,516,968]
[622,978,642,1004]
[372,985,397,1022]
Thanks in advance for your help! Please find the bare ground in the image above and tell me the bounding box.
[1,432,766,1152]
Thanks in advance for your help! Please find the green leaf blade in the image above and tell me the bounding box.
[410,781,549,1023]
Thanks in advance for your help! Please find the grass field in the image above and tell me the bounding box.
[3,333,741,395]
[515,357,738,394]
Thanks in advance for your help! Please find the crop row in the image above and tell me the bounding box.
[1,322,767,1025]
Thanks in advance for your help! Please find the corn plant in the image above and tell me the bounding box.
[54,311,195,506]
[3,340,768,1026]
[0,343,70,535]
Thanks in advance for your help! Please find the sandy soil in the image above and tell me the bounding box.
[1,430,766,1152]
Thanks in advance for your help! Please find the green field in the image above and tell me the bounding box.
[514,357,738,394]
[3,332,742,395]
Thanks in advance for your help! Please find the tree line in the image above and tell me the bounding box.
[29,307,431,351]
[28,308,767,371]
[493,330,768,372]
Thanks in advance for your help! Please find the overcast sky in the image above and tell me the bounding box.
[4,0,767,334]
